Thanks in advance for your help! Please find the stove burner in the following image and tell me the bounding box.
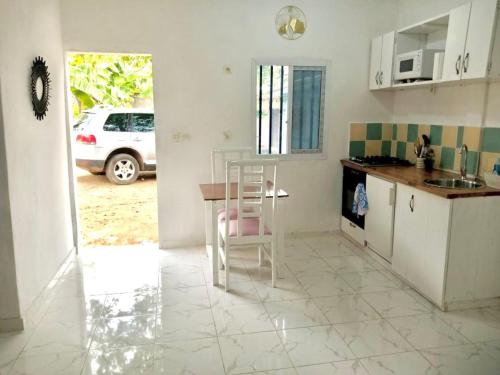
[349,155,412,167]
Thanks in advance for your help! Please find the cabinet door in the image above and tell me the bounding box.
[392,184,451,306]
[379,31,395,89]
[442,3,471,82]
[462,0,499,79]
[365,175,396,261]
[369,35,383,90]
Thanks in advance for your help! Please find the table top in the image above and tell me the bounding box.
[199,181,289,201]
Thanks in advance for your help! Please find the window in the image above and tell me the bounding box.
[256,64,326,155]
[131,114,154,132]
[103,113,129,132]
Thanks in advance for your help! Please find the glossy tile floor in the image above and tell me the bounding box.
[2,233,500,374]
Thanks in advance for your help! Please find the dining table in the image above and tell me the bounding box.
[198,181,289,286]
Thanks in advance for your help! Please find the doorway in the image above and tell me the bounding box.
[66,52,158,248]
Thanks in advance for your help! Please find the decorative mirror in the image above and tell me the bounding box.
[30,57,51,121]
[276,6,307,40]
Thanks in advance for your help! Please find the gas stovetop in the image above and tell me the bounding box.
[349,156,413,167]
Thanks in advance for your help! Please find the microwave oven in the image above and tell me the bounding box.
[394,49,443,81]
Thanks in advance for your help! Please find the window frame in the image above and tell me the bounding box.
[251,58,330,160]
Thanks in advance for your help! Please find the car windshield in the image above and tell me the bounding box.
[73,112,95,131]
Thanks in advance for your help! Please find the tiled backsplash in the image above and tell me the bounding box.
[349,123,500,176]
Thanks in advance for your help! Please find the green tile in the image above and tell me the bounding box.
[381,141,392,156]
[366,123,382,140]
[440,147,455,170]
[466,150,479,175]
[349,141,365,158]
[407,124,419,143]
[456,126,464,148]
[392,124,397,140]
[481,128,500,153]
[396,142,406,160]
[430,125,443,146]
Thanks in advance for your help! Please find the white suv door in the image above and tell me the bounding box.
[130,113,156,168]
[101,112,134,149]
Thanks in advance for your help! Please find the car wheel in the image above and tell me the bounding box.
[105,154,140,185]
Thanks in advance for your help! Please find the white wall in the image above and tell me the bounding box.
[0,0,74,319]
[61,0,397,246]
[394,0,500,127]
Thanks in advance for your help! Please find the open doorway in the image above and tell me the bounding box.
[67,52,158,247]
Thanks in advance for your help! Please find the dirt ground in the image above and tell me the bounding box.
[76,168,159,247]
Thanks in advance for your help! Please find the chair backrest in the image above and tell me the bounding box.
[211,147,253,183]
[225,159,278,239]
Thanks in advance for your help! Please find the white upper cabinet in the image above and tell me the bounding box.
[442,3,471,81]
[369,31,395,90]
[462,0,499,79]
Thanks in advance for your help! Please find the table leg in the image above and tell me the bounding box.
[210,202,219,286]
[277,198,287,278]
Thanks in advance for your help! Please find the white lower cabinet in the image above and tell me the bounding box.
[365,175,396,261]
[392,183,451,307]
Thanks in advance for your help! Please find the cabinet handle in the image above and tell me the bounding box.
[463,52,470,73]
[380,71,384,85]
[375,71,380,85]
[409,195,415,213]
[455,55,462,75]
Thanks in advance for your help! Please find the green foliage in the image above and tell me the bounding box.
[68,53,154,118]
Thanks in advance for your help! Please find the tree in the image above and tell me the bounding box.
[68,53,154,118]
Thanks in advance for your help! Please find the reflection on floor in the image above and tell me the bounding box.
[1,233,500,374]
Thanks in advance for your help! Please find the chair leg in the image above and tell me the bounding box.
[258,246,263,266]
[218,233,224,270]
[225,243,230,292]
[271,240,276,288]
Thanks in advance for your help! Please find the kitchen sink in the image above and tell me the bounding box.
[424,178,484,189]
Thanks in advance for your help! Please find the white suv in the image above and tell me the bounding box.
[74,107,156,184]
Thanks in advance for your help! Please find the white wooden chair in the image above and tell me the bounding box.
[218,159,279,292]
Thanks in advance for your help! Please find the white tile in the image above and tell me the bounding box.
[252,368,298,375]
[23,320,93,355]
[421,344,500,375]
[212,304,274,336]
[154,338,225,375]
[83,345,155,374]
[43,295,107,323]
[0,330,33,365]
[305,236,356,258]
[388,313,469,349]
[157,286,210,312]
[361,290,432,318]
[0,356,16,375]
[9,351,87,375]
[324,256,374,274]
[334,319,412,358]
[479,339,500,362]
[247,265,293,282]
[103,292,157,318]
[207,282,261,308]
[156,308,216,342]
[285,258,335,279]
[159,271,206,289]
[278,325,354,366]
[254,278,310,302]
[265,299,329,330]
[360,351,438,375]
[298,274,354,298]
[437,308,500,343]
[91,315,156,350]
[296,360,369,375]
[218,331,292,375]
[340,271,400,294]
[313,295,380,324]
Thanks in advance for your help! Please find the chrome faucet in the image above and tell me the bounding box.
[458,144,468,179]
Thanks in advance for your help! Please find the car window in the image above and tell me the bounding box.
[103,114,129,132]
[73,112,95,131]
[131,114,154,133]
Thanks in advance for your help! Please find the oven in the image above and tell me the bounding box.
[342,166,366,229]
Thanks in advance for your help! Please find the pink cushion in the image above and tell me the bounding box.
[217,207,253,222]
[220,218,271,237]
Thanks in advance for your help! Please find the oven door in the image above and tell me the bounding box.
[342,166,366,229]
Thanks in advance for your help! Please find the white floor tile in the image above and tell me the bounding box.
[91,315,156,350]
[313,295,380,324]
[254,278,310,302]
[361,290,432,318]
[155,308,216,342]
[218,331,292,375]
[360,351,438,375]
[265,299,329,330]
[296,360,368,374]
[9,351,87,375]
[437,308,500,343]
[43,295,107,323]
[340,271,400,294]
[285,258,335,279]
[208,282,261,308]
[387,313,469,349]
[212,303,274,336]
[278,325,354,366]
[478,339,500,362]
[82,345,155,374]
[324,256,375,274]
[157,286,210,312]
[421,344,500,375]
[154,338,225,375]
[334,319,412,358]
[298,274,354,298]
[103,292,157,318]
[159,271,206,289]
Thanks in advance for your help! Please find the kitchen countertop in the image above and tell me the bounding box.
[341,159,500,199]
